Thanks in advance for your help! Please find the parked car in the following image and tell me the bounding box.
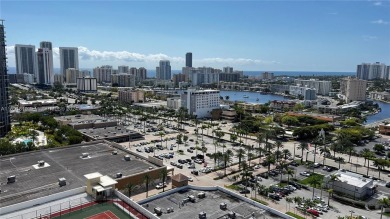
[155,183,167,189]
[187,177,193,182]
[300,171,310,177]
[239,189,250,194]
[386,182,390,188]
[289,161,299,167]
[306,209,319,217]
[187,149,194,153]
[191,170,199,175]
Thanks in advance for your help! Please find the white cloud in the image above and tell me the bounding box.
[371,19,389,24]
[6,45,278,68]
[362,35,378,41]
[373,1,382,6]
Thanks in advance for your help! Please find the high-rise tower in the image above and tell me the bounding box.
[156,60,171,80]
[36,48,54,85]
[40,41,52,50]
[0,20,11,137]
[59,47,79,82]
[186,52,192,67]
[15,44,37,76]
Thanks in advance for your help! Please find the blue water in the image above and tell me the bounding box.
[220,90,286,104]
[366,101,390,124]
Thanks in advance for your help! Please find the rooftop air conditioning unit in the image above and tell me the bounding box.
[199,211,206,219]
[220,203,227,210]
[167,207,174,213]
[59,178,66,186]
[82,153,89,158]
[116,173,122,178]
[198,192,206,199]
[228,211,236,219]
[124,155,131,161]
[112,150,118,155]
[188,195,196,203]
[7,175,16,183]
[38,160,45,167]
[154,207,162,216]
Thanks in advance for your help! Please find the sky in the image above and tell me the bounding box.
[1,0,390,72]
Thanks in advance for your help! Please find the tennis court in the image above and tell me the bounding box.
[50,202,134,219]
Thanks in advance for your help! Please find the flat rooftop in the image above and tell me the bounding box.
[55,114,114,123]
[332,170,373,188]
[140,189,283,219]
[0,141,157,207]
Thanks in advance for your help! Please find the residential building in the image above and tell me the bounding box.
[324,170,375,200]
[77,77,97,93]
[36,48,54,85]
[65,68,80,84]
[269,100,296,111]
[118,90,145,103]
[136,67,147,81]
[219,72,240,82]
[289,85,317,100]
[156,60,171,80]
[357,62,388,80]
[59,47,79,81]
[0,20,10,137]
[184,66,221,86]
[93,65,113,84]
[129,67,137,75]
[39,41,52,50]
[54,74,64,84]
[80,70,91,78]
[260,72,274,80]
[14,44,37,78]
[270,84,290,94]
[340,77,367,103]
[173,73,187,86]
[111,73,135,87]
[186,52,192,67]
[9,73,34,84]
[118,65,129,73]
[181,89,220,118]
[167,96,181,109]
[370,91,390,101]
[294,79,332,96]
[223,66,233,73]
[379,124,390,135]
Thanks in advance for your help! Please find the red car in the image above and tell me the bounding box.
[307,209,319,217]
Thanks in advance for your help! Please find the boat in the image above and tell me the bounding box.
[243,95,249,98]
[256,98,259,101]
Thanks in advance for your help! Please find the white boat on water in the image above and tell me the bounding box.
[243,95,249,98]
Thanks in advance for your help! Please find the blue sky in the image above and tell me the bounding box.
[1,0,389,72]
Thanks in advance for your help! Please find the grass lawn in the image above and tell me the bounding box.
[286,212,305,219]
[224,184,241,191]
[299,173,324,188]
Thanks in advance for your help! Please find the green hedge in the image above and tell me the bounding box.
[286,212,305,219]
[251,198,269,206]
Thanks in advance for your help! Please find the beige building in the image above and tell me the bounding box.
[340,77,367,103]
[118,90,145,104]
[65,68,80,84]
[111,73,135,87]
[167,96,181,109]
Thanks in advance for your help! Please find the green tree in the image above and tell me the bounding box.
[143,174,152,198]
[159,168,169,192]
[125,183,135,198]
[236,148,246,170]
[378,197,390,219]
[308,176,322,199]
[297,143,309,163]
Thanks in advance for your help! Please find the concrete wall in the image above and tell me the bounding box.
[116,166,166,190]
[0,187,86,215]
[114,190,159,219]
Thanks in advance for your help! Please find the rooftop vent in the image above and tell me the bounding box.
[228,211,236,219]
[167,207,174,213]
[198,192,206,199]
[220,203,227,210]
[124,155,131,161]
[154,207,162,216]
[199,211,206,219]
[362,179,366,182]
[116,173,122,178]
[149,167,154,170]
[7,175,16,184]
[38,160,45,167]
[59,178,66,186]
[82,153,89,158]
[188,195,196,203]
[112,150,118,155]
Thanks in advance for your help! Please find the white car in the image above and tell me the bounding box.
[155,183,167,189]
[187,177,193,182]
[300,171,310,177]
[254,165,261,169]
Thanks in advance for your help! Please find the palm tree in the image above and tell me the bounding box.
[256,133,264,162]
[373,158,387,180]
[236,148,246,170]
[274,141,283,162]
[286,197,293,211]
[158,131,165,146]
[327,189,333,206]
[159,168,169,192]
[279,160,288,182]
[183,135,189,146]
[230,134,238,145]
[223,149,234,176]
[360,148,371,167]
[286,168,295,183]
[378,197,390,219]
[176,134,183,150]
[143,174,152,197]
[297,143,309,163]
[125,183,135,198]
[282,149,291,160]
[308,176,322,199]
[265,154,275,173]
[365,151,375,176]
[201,125,207,141]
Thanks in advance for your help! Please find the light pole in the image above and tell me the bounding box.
[349,210,355,218]
[293,143,297,159]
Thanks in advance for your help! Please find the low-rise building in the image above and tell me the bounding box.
[324,170,375,200]
[221,109,236,120]
[77,77,97,93]
[379,124,390,135]
[269,100,296,111]
[18,99,57,108]
[55,114,117,129]
[118,89,145,104]
[370,91,390,101]
[289,85,317,100]
[167,96,181,110]
[181,89,220,118]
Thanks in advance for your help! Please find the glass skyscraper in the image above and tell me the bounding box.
[0,20,11,137]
